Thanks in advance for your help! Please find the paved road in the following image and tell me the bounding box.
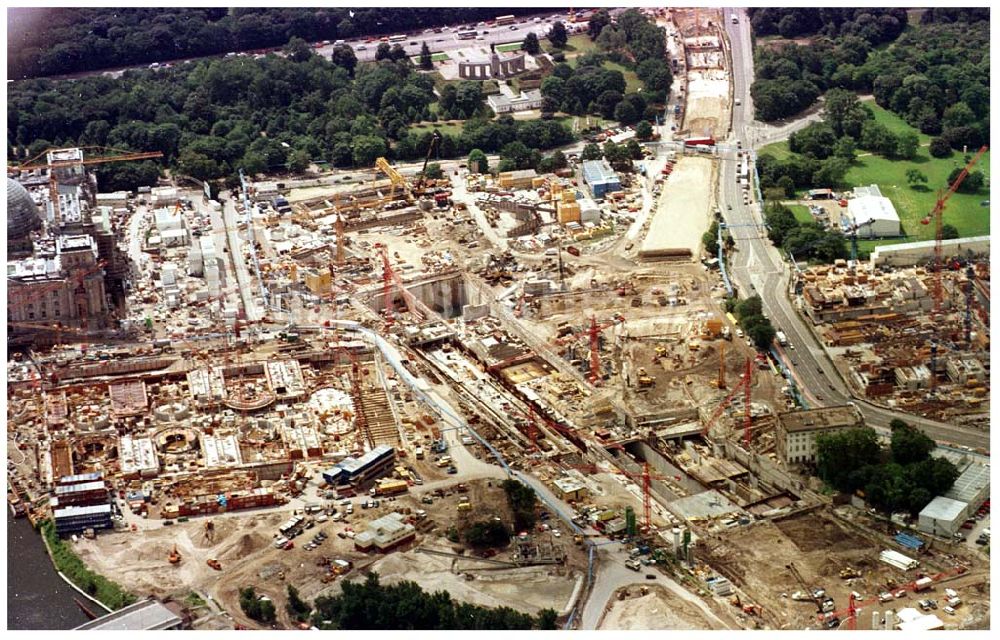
[218,194,262,322]
[721,8,988,452]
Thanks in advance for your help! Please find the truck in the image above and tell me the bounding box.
[914,576,934,592]
[414,447,424,460]
[776,331,788,346]
[625,559,642,571]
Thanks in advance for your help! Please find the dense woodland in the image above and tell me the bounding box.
[7,43,573,191]
[312,572,558,630]
[540,9,672,121]
[749,8,989,152]
[8,7,538,79]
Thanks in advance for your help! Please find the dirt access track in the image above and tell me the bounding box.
[600,584,727,630]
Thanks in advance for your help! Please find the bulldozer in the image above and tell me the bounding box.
[840,567,861,579]
[206,558,222,571]
[168,545,182,565]
[637,368,655,388]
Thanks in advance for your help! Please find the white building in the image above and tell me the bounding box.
[846,185,900,238]
[354,512,416,552]
[488,89,543,114]
[150,186,178,207]
[917,496,968,537]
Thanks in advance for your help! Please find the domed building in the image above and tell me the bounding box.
[7,177,43,252]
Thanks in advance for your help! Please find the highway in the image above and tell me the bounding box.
[721,9,988,452]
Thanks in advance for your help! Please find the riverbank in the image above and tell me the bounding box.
[39,519,137,611]
[6,510,91,629]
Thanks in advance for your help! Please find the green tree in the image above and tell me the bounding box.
[419,42,433,70]
[940,224,959,240]
[890,422,935,465]
[745,316,777,350]
[815,428,883,492]
[581,142,603,161]
[502,479,538,532]
[635,120,653,140]
[588,9,612,40]
[330,44,358,75]
[284,36,313,63]
[702,221,719,255]
[464,520,511,547]
[735,294,763,322]
[832,136,856,161]
[947,168,985,194]
[895,132,920,159]
[286,585,312,622]
[352,135,387,167]
[467,148,489,174]
[522,32,541,56]
[928,137,952,158]
[905,168,928,187]
[765,202,799,245]
[375,42,391,60]
[422,162,443,180]
[548,21,568,48]
[288,149,311,173]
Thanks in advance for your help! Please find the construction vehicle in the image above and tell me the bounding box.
[553,314,626,385]
[786,563,825,614]
[168,546,181,565]
[206,559,222,571]
[701,357,753,446]
[636,368,655,388]
[839,567,861,580]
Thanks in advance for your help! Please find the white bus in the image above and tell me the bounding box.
[457,30,477,40]
[495,15,516,26]
[389,34,407,43]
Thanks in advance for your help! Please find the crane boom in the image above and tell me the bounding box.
[925,145,987,313]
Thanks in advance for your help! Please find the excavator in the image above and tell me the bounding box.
[168,545,182,565]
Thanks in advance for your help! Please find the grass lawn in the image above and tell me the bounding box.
[495,42,522,53]
[544,33,600,56]
[862,100,932,145]
[845,149,990,242]
[759,111,990,245]
[410,52,451,64]
[758,140,795,161]
[553,114,611,133]
[602,60,644,94]
[786,204,814,225]
[409,121,465,137]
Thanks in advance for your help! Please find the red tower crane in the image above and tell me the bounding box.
[920,145,987,314]
[701,357,753,447]
[553,314,626,384]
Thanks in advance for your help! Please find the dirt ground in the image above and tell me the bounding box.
[74,478,588,628]
[364,550,581,615]
[697,507,991,630]
[641,156,715,258]
[685,70,730,140]
[600,584,725,630]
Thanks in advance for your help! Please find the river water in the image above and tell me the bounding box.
[6,510,91,629]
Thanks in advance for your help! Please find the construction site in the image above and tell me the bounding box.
[6,8,990,633]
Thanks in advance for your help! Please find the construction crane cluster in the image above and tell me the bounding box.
[553,314,626,385]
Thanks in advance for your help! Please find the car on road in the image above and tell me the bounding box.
[645,574,656,580]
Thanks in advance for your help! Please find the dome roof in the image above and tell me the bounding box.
[7,177,43,241]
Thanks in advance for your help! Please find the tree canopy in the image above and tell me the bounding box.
[312,572,557,630]
[8,7,538,78]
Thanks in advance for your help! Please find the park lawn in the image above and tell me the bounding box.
[758,140,795,161]
[862,100,933,145]
[409,121,465,137]
[545,33,600,56]
[602,60,644,93]
[844,147,990,242]
[786,204,814,225]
